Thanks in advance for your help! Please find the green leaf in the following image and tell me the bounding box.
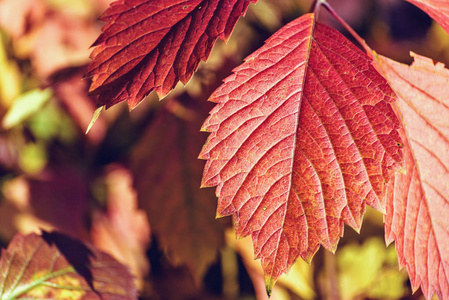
[18,142,47,175]
[2,88,52,129]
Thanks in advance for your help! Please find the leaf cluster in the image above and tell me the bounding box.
[0,0,448,299]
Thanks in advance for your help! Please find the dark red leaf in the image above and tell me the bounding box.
[86,0,257,109]
[199,13,403,292]
[27,166,91,241]
[131,96,226,283]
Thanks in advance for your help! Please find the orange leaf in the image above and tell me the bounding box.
[378,52,449,300]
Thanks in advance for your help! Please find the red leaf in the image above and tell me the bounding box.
[0,231,137,299]
[405,0,449,34]
[199,13,403,292]
[86,0,257,109]
[131,96,226,284]
[377,53,449,300]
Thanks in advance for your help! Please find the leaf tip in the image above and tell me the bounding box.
[155,89,171,102]
[128,101,140,112]
[197,151,206,160]
[86,106,104,134]
[199,177,209,188]
[264,275,275,297]
[328,242,338,255]
[352,224,362,235]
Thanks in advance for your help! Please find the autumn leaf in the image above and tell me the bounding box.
[131,96,225,284]
[199,13,403,293]
[405,0,449,34]
[0,0,99,79]
[91,165,150,289]
[0,0,46,40]
[85,0,257,109]
[25,166,91,240]
[0,231,137,299]
[377,52,449,300]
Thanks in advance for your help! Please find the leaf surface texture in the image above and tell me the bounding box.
[199,13,403,290]
[378,53,449,300]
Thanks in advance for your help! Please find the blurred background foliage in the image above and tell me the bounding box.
[0,0,447,299]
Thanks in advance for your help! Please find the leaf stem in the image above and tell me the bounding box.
[313,0,326,17]
[319,1,374,59]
